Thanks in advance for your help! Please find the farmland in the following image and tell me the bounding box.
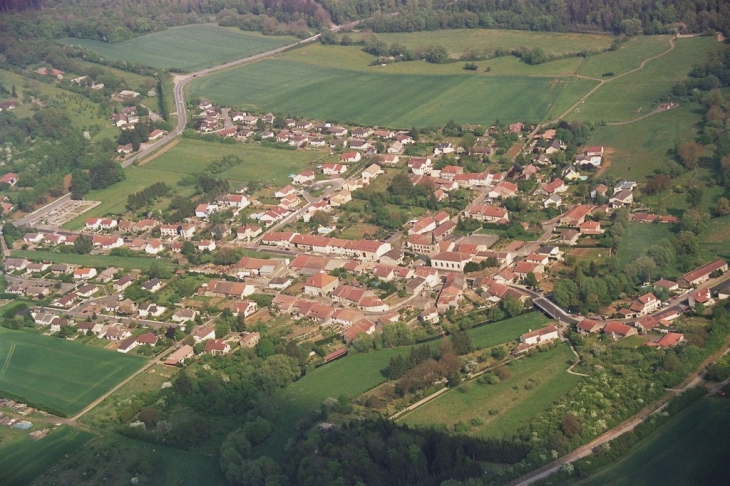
[400,345,580,439]
[0,426,95,486]
[187,58,568,127]
[65,139,329,228]
[59,24,298,72]
[567,395,730,486]
[0,328,146,417]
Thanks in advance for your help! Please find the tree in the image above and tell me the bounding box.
[89,159,125,189]
[491,346,507,360]
[645,174,671,195]
[716,197,730,216]
[256,338,275,359]
[388,173,414,197]
[409,126,420,141]
[677,141,701,169]
[449,329,473,355]
[680,209,709,234]
[74,234,92,254]
[560,414,582,439]
[502,295,524,318]
[70,169,91,200]
[310,211,330,226]
[524,272,539,288]
[686,187,704,208]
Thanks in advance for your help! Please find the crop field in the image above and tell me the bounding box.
[371,29,613,58]
[59,24,298,72]
[400,345,579,438]
[188,58,568,127]
[0,328,146,417]
[589,103,703,181]
[569,395,730,486]
[617,223,676,269]
[569,36,715,123]
[10,250,170,270]
[0,426,94,486]
[468,312,550,349]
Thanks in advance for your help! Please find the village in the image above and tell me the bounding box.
[3,99,730,366]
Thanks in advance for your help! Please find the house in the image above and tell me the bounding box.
[204,339,231,355]
[195,203,218,218]
[237,225,263,241]
[204,280,254,298]
[343,319,376,343]
[465,205,509,224]
[293,170,315,185]
[577,319,605,335]
[544,194,562,208]
[113,275,137,292]
[541,178,567,195]
[646,332,684,348]
[196,240,216,252]
[520,325,559,346]
[105,326,132,341]
[149,129,164,140]
[579,221,603,235]
[274,185,297,198]
[678,260,728,287]
[558,229,580,246]
[689,288,714,308]
[138,302,166,318]
[430,252,471,272]
[278,194,300,210]
[223,194,250,209]
[172,308,198,323]
[76,284,99,298]
[192,326,216,343]
[92,235,124,250]
[560,205,593,227]
[322,164,347,176]
[165,345,194,366]
[514,261,544,279]
[231,300,258,318]
[562,166,581,181]
[409,157,432,175]
[410,217,437,235]
[488,181,518,199]
[73,268,97,280]
[361,164,383,181]
[654,279,679,292]
[240,332,261,348]
[141,278,164,293]
[433,142,454,155]
[629,293,661,316]
[340,151,361,163]
[603,322,637,340]
[304,274,339,297]
[145,239,164,255]
[609,189,633,207]
[351,127,373,138]
[267,277,292,290]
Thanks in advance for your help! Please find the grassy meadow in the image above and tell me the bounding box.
[371,29,613,58]
[10,250,170,270]
[468,312,550,349]
[0,426,94,486]
[567,395,730,486]
[617,223,677,270]
[590,103,703,181]
[400,344,580,438]
[569,36,715,122]
[0,328,146,416]
[65,139,329,228]
[59,24,298,72]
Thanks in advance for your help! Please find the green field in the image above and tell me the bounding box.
[576,35,672,78]
[400,344,580,438]
[469,312,550,349]
[567,395,730,486]
[569,36,715,123]
[59,24,298,72]
[372,29,613,58]
[188,57,568,127]
[617,223,677,269]
[700,215,730,261]
[0,328,146,416]
[0,426,94,486]
[11,250,171,270]
[66,139,329,228]
[590,103,703,181]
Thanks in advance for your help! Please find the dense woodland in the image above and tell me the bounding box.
[0,0,728,43]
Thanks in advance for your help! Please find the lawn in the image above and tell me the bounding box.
[371,29,612,58]
[0,328,146,417]
[400,344,580,439]
[65,139,329,228]
[0,426,94,486]
[58,24,298,72]
[617,223,677,270]
[569,36,715,123]
[588,103,703,181]
[188,57,569,127]
[11,250,171,270]
[467,312,550,349]
[567,395,730,486]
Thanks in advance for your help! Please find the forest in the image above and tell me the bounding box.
[0,0,728,44]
